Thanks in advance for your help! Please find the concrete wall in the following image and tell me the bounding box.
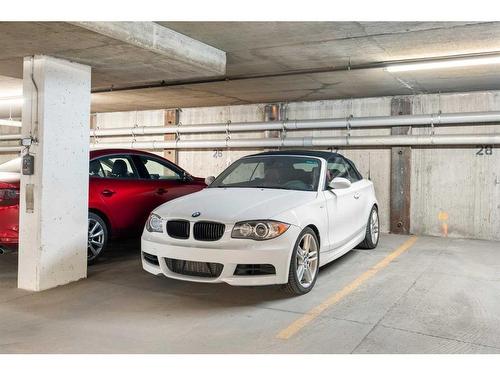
[94,110,165,158]
[411,92,500,241]
[161,98,395,235]
[2,90,499,241]
[91,91,500,241]
[0,125,20,165]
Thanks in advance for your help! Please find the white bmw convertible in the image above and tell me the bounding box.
[141,150,379,295]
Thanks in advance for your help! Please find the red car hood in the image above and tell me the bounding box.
[0,179,19,190]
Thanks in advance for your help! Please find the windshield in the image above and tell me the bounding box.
[210,156,322,191]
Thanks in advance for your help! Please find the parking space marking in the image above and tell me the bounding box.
[276,236,418,340]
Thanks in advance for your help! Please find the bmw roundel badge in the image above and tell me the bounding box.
[192,212,201,218]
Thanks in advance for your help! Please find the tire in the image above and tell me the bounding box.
[283,227,320,296]
[88,212,108,264]
[357,205,379,250]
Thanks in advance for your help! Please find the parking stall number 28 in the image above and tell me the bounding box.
[476,145,493,156]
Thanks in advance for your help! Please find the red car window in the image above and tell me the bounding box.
[95,155,138,179]
[136,156,181,180]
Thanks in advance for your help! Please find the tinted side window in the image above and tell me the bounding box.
[345,159,363,181]
[326,157,361,185]
[89,159,105,178]
[98,156,138,179]
[137,156,181,180]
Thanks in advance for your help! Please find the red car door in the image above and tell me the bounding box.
[131,154,203,213]
[89,154,153,237]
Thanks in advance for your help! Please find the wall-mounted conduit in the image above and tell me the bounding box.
[1,111,500,152]
[87,134,500,150]
[89,111,500,137]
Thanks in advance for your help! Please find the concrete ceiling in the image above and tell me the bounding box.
[0,22,225,87]
[158,22,500,76]
[2,21,500,115]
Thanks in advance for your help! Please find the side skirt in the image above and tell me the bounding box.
[319,226,366,267]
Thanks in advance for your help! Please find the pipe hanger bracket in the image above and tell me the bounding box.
[225,120,231,141]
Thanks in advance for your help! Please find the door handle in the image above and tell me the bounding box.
[354,192,360,199]
[101,189,116,197]
[156,188,168,195]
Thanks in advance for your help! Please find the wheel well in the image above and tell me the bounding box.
[89,208,111,236]
[306,224,320,248]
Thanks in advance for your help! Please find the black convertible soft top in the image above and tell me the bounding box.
[247,150,342,160]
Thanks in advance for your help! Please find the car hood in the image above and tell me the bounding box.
[154,187,317,223]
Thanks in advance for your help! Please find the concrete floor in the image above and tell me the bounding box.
[1,234,499,354]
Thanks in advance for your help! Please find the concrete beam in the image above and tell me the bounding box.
[18,55,91,291]
[72,22,226,76]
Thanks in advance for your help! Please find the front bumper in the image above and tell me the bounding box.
[0,205,19,248]
[141,224,301,286]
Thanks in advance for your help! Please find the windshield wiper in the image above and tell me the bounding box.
[214,185,311,191]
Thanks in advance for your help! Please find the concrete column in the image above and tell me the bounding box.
[18,55,91,291]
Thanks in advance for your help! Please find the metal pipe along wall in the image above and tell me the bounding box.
[2,134,500,153]
[89,111,500,137]
[88,134,500,150]
[2,111,500,152]
[3,110,500,141]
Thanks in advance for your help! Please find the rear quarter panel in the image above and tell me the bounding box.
[358,179,378,222]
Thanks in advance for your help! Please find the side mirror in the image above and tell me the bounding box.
[329,177,351,190]
[205,176,215,185]
[181,171,192,182]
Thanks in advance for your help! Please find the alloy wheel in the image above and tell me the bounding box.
[88,218,105,261]
[295,233,319,288]
[370,209,379,244]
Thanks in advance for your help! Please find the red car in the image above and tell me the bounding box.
[0,149,206,262]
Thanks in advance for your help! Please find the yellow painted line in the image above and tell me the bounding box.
[276,236,418,340]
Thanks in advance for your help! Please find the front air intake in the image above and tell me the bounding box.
[165,258,223,278]
[234,264,276,276]
[142,252,160,266]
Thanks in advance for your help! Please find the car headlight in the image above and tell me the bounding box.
[146,213,164,233]
[231,220,290,241]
